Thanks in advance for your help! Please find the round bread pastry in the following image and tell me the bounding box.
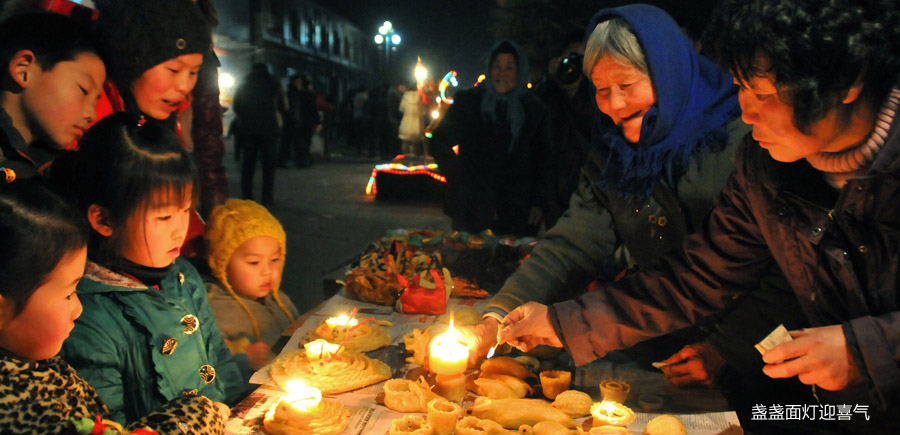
[599,379,631,403]
[383,377,442,412]
[427,397,461,435]
[643,414,687,435]
[303,318,392,353]
[551,390,593,418]
[539,370,571,400]
[269,348,391,395]
[389,415,433,435]
[262,397,349,435]
[590,401,636,427]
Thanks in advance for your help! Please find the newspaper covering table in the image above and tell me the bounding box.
[226,293,743,434]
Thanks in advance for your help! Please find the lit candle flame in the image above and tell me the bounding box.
[325,314,358,329]
[284,380,322,412]
[486,345,496,359]
[304,339,341,361]
[429,313,470,375]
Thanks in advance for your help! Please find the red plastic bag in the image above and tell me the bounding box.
[396,268,452,315]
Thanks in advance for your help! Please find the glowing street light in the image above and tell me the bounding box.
[375,21,401,76]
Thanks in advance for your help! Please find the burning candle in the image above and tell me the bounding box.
[263,378,351,434]
[428,316,470,401]
[429,317,469,375]
[283,380,322,412]
[325,314,358,331]
[304,339,341,361]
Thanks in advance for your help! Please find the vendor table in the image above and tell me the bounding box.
[224,292,742,435]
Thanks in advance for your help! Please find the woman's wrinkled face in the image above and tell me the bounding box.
[490,53,518,94]
[590,54,656,143]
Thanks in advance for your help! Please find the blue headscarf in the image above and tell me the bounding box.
[480,40,531,152]
[587,5,741,200]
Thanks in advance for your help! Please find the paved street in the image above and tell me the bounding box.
[221,139,451,314]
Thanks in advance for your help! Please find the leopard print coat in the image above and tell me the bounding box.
[0,354,227,434]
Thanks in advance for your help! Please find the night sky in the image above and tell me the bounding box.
[310,0,497,89]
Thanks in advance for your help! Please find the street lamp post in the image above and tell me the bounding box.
[374,21,400,78]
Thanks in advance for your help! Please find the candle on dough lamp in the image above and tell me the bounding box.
[428,315,469,402]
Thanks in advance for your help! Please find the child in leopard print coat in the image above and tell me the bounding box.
[0,180,228,434]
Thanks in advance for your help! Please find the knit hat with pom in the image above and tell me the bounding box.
[206,199,292,340]
[94,0,211,89]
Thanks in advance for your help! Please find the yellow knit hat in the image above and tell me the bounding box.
[205,199,293,341]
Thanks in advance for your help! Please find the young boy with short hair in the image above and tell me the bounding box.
[0,11,105,181]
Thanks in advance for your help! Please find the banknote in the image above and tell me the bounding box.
[755,324,793,355]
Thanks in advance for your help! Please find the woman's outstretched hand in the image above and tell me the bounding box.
[497,302,563,352]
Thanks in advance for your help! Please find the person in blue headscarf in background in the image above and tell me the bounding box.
[431,40,553,237]
[474,5,815,430]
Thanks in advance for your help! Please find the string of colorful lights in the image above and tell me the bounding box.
[365,161,447,195]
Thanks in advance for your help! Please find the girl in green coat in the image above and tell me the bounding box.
[49,113,244,424]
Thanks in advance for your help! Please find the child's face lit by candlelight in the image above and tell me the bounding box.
[0,247,86,360]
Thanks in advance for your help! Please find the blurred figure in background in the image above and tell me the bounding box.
[535,30,594,228]
[398,85,423,155]
[431,40,552,236]
[279,74,319,169]
[232,63,284,206]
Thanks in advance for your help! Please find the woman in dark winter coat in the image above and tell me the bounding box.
[499,1,900,432]
[431,40,553,237]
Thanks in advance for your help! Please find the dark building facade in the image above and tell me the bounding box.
[214,0,375,107]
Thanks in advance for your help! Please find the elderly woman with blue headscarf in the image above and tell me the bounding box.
[476,4,806,391]
[431,40,552,237]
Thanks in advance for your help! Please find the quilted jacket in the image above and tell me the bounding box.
[60,258,243,424]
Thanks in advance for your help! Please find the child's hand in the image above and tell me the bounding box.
[246,341,272,370]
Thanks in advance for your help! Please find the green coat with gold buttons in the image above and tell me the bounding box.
[60,258,244,425]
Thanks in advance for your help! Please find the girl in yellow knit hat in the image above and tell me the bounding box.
[205,199,298,380]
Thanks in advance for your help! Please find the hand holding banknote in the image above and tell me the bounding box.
[760,324,862,391]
